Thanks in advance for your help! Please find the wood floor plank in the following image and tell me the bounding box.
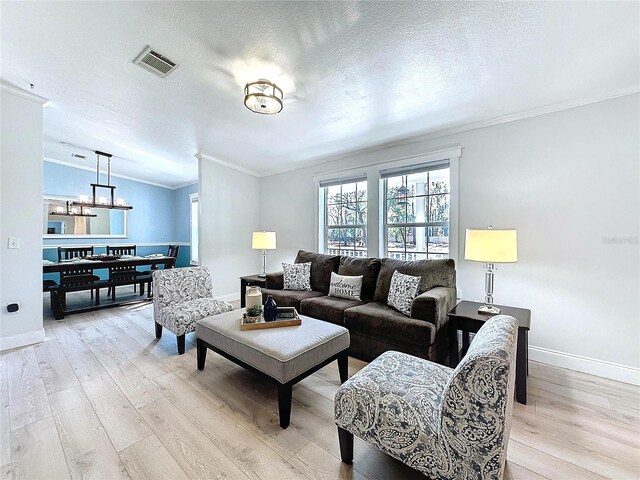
[137,397,250,480]
[85,336,162,408]
[288,440,371,480]
[81,375,152,452]
[49,386,129,480]
[9,417,70,480]
[153,372,307,480]
[118,434,189,480]
[0,354,11,466]
[48,323,107,383]
[503,462,547,480]
[6,347,52,431]
[34,337,80,394]
[528,376,613,409]
[536,362,640,397]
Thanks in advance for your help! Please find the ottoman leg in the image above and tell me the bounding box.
[337,427,354,464]
[197,338,207,370]
[338,353,348,383]
[176,334,185,355]
[278,384,292,429]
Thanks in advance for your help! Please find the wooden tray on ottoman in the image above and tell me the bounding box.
[241,307,302,331]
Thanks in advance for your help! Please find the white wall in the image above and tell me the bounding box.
[0,85,47,350]
[198,156,261,298]
[260,94,640,383]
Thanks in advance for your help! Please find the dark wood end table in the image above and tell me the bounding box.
[448,300,531,404]
[239,274,267,308]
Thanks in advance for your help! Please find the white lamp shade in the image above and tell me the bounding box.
[465,228,518,263]
[252,231,277,250]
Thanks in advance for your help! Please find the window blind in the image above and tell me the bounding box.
[379,159,450,179]
[318,174,367,188]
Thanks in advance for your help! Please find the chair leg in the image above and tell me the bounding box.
[112,285,116,302]
[155,322,162,339]
[176,334,185,355]
[95,288,100,306]
[337,427,354,464]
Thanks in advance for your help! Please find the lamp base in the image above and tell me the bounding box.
[478,304,501,315]
[257,273,266,278]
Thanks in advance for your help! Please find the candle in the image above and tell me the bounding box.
[98,196,108,205]
[116,198,126,206]
[79,194,89,203]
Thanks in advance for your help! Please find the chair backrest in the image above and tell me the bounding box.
[439,315,518,479]
[167,245,180,259]
[152,266,213,308]
[58,246,93,261]
[58,246,95,279]
[107,245,136,256]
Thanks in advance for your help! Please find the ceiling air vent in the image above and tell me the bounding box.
[133,46,180,78]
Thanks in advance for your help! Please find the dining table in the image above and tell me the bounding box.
[43,255,176,319]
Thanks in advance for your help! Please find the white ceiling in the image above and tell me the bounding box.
[2,1,638,187]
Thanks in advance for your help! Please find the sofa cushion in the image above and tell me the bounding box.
[300,295,365,326]
[337,256,381,301]
[344,302,436,346]
[374,258,456,303]
[329,272,363,301]
[261,288,325,311]
[387,271,421,316]
[295,250,340,294]
[283,262,312,291]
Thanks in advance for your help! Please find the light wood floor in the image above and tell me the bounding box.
[1,298,638,480]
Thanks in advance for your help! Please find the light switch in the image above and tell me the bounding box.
[7,237,20,249]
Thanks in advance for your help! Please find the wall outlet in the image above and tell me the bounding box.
[7,237,20,249]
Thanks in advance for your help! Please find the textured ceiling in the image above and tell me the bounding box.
[1,1,638,186]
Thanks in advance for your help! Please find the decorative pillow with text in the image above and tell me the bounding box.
[328,272,363,301]
[283,262,312,291]
[387,270,420,316]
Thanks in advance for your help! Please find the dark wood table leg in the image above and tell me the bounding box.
[197,338,207,370]
[338,353,348,383]
[240,279,247,308]
[516,328,528,404]
[449,318,459,368]
[278,384,292,429]
[52,290,65,320]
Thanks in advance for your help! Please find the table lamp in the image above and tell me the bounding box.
[464,226,518,314]
[252,231,277,278]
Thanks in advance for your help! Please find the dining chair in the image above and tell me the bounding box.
[106,245,146,300]
[57,246,100,305]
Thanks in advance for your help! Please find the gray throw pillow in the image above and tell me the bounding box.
[328,272,363,301]
[283,262,312,291]
[387,270,420,316]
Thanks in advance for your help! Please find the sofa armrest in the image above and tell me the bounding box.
[266,271,284,290]
[411,286,457,330]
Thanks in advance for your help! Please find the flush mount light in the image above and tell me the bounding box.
[244,79,283,115]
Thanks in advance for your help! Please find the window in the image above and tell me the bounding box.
[189,193,199,265]
[382,161,450,260]
[320,177,367,257]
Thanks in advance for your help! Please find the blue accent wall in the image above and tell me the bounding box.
[43,162,197,272]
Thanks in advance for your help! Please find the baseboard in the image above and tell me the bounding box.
[218,292,240,303]
[529,345,640,386]
[0,328,45,351]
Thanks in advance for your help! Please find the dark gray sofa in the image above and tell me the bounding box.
[261,250,457,363]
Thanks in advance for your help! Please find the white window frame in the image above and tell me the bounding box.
[189,192,199,265]
[381,160,451,261]
[317,175,368,257]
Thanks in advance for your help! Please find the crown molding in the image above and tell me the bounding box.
[1,82,48,105]
[43,157,191,190]
[172,180,199,190]
[195,152,261,177]
[260,86,640,178]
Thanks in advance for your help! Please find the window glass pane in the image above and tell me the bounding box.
[355,202,367,225]
[326,185,342,204]
[327,203,342,226]
[428,168,450,194]
[428,194,450,223]
[428,226,449,256]
[322,179,367,255]
[343,205,355,225]
[385,176,406,198]
[356,181,368,201]
[387,197,407,224]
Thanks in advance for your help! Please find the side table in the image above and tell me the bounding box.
[240,274,267,308]
[448,300,531,405]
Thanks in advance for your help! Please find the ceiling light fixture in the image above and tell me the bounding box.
[244,79,283,115]
[70,151,133,211]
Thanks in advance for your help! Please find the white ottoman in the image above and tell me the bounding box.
[196,310,350,428]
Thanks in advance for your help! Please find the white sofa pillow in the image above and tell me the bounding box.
[328,272,363,301]
[283,262,312,291]
[387,270,420,316]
